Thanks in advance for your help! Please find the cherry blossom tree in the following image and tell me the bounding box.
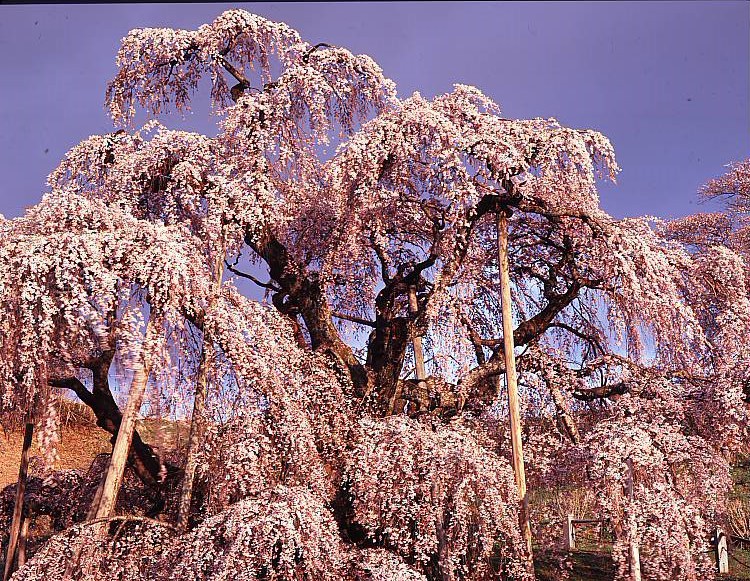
[2,10,747,581]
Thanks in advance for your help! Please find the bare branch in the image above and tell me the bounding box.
[332,311,377,328]
[225,260,281,291]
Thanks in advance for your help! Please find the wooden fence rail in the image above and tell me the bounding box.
[564,515,747,576]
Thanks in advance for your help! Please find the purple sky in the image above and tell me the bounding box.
[1,2,747,220]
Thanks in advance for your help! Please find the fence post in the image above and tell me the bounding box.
[564,514,576,550]
[714,528,729,574]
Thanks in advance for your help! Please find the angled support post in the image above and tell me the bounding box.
[177,253,225,531]
[497,209,534,572]
[94,318,158,522]
[624,458,642,581]
[3,420,33,581]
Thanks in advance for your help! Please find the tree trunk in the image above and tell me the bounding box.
[368,316,410,412]
[94,320,156,521]
[497,210,534,572]
[248,231,370,396]
[3,420,33,581]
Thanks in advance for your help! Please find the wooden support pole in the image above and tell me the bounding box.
[497,210,534,570]
[175,348,210,531]
[714,528,729,574]
[3,420,33,581]
[16,517,28,570]
[176,255,224,532]
[564,514,576,551]
[407,285,427,386]
[86,475,106,521]
[94,320,156,522]
[625,458,642,581]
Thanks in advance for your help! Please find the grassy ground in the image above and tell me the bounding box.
[535,550,615,581]
[1,421,110,488]
[0,400,188,488]
[535,549,750,581]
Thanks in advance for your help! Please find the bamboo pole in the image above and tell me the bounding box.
[94,320,156,521]
[3,420,33,581]
[85,475,105,521]
[497,210,534,569]
[176,254,225,531]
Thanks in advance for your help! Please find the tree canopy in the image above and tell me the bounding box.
[1,10,748,581]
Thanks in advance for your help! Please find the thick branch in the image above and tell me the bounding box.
[460,313,487,366]
[225,259,281,291]
[572,382,629,401]
[216,55,251,87]
[514,282,582,345]
[245,228,371,395]
[459,281,582,404]
[332,311,377,328]
[49,371,168,491]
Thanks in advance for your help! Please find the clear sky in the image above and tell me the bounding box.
[0,2,747,220]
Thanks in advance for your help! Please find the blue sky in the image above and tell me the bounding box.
[1,2,747,220]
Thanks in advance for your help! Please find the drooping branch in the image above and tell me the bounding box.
[548,322,605,356]
[519,344,581,443]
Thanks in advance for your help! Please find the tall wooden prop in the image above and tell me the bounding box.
[407,285,428,387]
[15,518,28,569]
[177,254,225,531]
[175,347,210,531]
[497,210,534,567]
[625,458,642,581]
[94,320,156,521]
[3,420,33,581]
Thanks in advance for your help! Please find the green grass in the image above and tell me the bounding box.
[535,550,614,581]
[723,546,750,580]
